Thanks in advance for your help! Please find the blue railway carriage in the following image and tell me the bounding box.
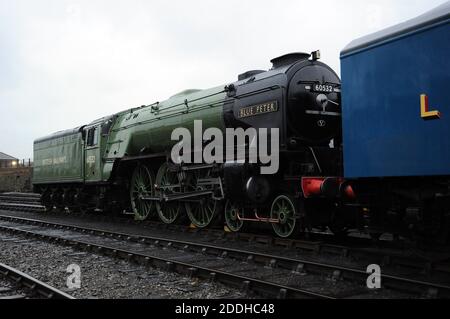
[340,3,450,241]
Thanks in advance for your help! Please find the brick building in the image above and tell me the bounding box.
[0,152,18,168]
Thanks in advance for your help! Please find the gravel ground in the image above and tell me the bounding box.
[0,209,446,299]
[0,218,414,299]
[0,277,28,299]
[0,231,247,299]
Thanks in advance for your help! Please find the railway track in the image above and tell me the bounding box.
[0,193,41,204]
[0,214,448,298]
[0,193,44,212]
[2,193,450,297]
[0,214,332,299]
[1,192,449,280]
[0,262,74,299]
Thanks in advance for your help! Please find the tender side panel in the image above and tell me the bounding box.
[341,20,450,178]
[33,132,84,184]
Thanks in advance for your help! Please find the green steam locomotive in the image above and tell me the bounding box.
[33,51,346,237]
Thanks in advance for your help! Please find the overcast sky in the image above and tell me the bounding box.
[0,0,447,159]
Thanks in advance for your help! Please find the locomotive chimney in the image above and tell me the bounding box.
[270,52,311,69]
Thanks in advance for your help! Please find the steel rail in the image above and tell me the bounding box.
[0,262,75,299]
[0,192,41,198]
[0,202,44,212]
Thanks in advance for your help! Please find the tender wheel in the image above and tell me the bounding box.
[64,188,80,214]
[155,162,182,224]
[130,164,155,221]
[41,189,53,212]
[43,202,54,212]
[185,169,220,228]
[75,203,89,214]
[53,189,65,212]
[73,188,90,214]
[224,200,244,232]
[271,195,298,238]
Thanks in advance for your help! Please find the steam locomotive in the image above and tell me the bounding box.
[33,3,450,241]
[33,50,344,238]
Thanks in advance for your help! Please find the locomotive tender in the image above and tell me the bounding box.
[33,51,344,238]
[33,2,450,241]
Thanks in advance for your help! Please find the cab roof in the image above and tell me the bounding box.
[34,126,84,144]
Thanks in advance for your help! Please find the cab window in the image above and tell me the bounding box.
[87,127,98,146]
[101,119,113,136]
